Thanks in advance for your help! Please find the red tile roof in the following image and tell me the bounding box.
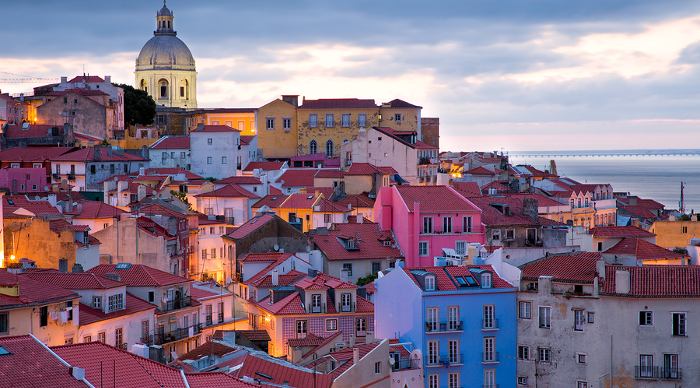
[66,200,124,219]
[451,181,481,197]
[240,252,293,263]
[295,273,357,291]
[469,195,559,227]
[150,136,190,150]
[240,135,255,145]
[334,193,374,209]
[243,161,284,172]
[224,213,276,240]
[299,98,377,109]
[605,238,688,261]
[3,195,62,218]
[590,226,655,239]
[279,192,321,209]
[68,75,105,83]
[232,353,333,388]
[602,265,700,297]
[186,372,255,388]
[287,333,327,347]
[394,185,480,213]
[88,264,189,287]
[406,265,513,291]
[311,222,402,261]
[413,140,437,150]
[520,252,602,283]
[232,330,271,342]
[314,198,349,213]
[2,124,63,139]
[192,124,240,133]
[145,167,203,180]
[79,293,155,325]
[217,175,262,185]
[314,169,345,178]
[178,341,238,361]
[53,146,147,162]
[257,293,306,315]
[0,146,74,162]
[252,194,289,209]
[0,335,89,388]
[382,98,421,108]
[52,342,188,388]
[0,270,78,309]
[20,271,123,290]
[242,253,297,286]
[465,166,496,176]
[250,270,306,288]
[278,169,316,188]
[346,163,397,176]
[194,184,259,199]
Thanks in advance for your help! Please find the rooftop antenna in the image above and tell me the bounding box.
[680,181,686,214]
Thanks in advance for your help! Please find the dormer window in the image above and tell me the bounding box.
[425,275,436,291]
[481,273,492,288]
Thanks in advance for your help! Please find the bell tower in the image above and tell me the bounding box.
[156,1,175,36]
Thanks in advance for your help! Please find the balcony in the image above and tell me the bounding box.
[391,357,420,371]
[309,304,327,314]
[157,296,192,313]
[340,302,355,313]
[426,321,464,333]
[481,352,500,364]
[141,323,203,345]
[420,227,486,236]
[482,319,499,330]
[635,366,682,380]
[439,354,464,366]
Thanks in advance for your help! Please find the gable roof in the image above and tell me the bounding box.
[299,98,377,110]
[217,175,263,185]
[451,181,482,197]
[590,226,655,239]
[2,124,63,139]
[311,222,402,261]
[3,195,62,219]
[224,213,276,240]
[192,124,240,133]
[232,353,333,388]
[79,293,155,325]
[278,169,317,188]
[602,265,700,297]
[252,194,290,209]
[394,185,479,213]
[66,200,124,219]
[0,146,74,162]
[520,252,602,283]
[278,192,321,209]
[20,271,123,290]
[0,270,78,309]
[405,265,513,291]
[382,98,422,108]
[0,335,89,388]
[604,238,688,261]
[150,136,190,150]
[88,264,189,287]
[53,146,147,162]
[194,184,259,199]
[243,161,285,172]
[345,163,397,176]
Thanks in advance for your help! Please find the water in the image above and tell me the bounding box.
[508,153,700,213]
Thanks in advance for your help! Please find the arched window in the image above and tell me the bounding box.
[158,79,169,99]
[140,79,147,93]
[179,79,188,99]
[325,140,334,157]
[309,140,317,154]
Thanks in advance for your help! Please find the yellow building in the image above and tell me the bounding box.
[257,96,299,159]
[650,216,700,249]
[188,108,257,136]
[378,99,423,132]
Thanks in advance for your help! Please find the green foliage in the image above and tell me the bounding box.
[170,190,193,211]
[115,83,156,126]
[356,273,378,286]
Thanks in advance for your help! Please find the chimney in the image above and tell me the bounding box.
[61,76,67,83]
[593,276,599,297]
[596,260,606,280]
[281,95,299,107]
[614,270,630,294]
[537,275,552,295]
[271,269,279,286]
[105,75,111,83]
[522,198,539,223]
[352,347,360,365]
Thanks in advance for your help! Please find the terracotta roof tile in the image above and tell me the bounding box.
[234,330,271,342]
[53,146,147,162]
[20,271,123,290]
[279,192,321,209]
[346,163,396,176]
[194,184,259,199]
[605,238,688,261]
[394,185,480,213]
[0,270,78,309]
[382,98,421,108]
[233,353,333,388]
[299,98,376,109]
[186,372,255,387]
[311,222,402,261]
[78,293,155,325]
[68,75,105,83]
[451,181,481,197]
[278,169,317,188]
[192,124,240,133]
[66,200,124,219]
[602,265,700,297]
[252,194,289,209]
[0,146,74,162]
[224,213,276,240]
[590,226,655,239]
[2,124,65,139]
[217,175,262,185]
[150,136,190,150]
[520,252,602,283]
[88,264,189,287]
[243,161,284,172]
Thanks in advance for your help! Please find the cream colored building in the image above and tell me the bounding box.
[135,2,197,109]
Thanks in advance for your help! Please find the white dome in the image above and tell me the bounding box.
[136,35,195,71]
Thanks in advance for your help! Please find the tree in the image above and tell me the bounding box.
[114,83,156,126]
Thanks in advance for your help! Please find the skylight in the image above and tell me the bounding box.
[0,346,10,355]
[115,263,132,270]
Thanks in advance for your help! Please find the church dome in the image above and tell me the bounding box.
[135,35,195,71]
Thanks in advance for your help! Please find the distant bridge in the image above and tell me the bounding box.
[507,149,700,158]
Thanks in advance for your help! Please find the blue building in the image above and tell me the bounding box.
[374,262,517,388]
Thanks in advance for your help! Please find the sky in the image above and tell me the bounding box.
[2,0,700,151]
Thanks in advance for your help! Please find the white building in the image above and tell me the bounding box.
[149,136,191,169]
[189,124,240,179]
[518,252,699,387]
[191,184,258,227]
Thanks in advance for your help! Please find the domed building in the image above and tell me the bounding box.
[135,2,197,109]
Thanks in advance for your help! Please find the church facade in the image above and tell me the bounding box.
[135,2,197,109]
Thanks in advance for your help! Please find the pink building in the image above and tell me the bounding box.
[374,185,484,267]
[0,168,47,193]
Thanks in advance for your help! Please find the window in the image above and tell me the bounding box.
[141,320,149,342]
[341,114,351,127]
[371,262,381,275]
[218,302,224,323]
[108,294,124,312]
[682,226,688,233]
[664,354,679,379]
[148,292,155,303]
[207,157,212,164]
[0,313,7,334]
[577,353,587,364]
[180,86,185,97]
[325,113,334,127]
[427,341,439,365]
[325,139,334,157]
[40,306,48,327]
[483,337,495,362]
[394,113,402,122]
[342,263,352,277]
[206,304,213,325]
[483,305,495,329]
[211,248,217,259]
[356,317,367,334]
[442,216,452,233]
[308,114,318,128]
[358,113,367,127]
[672,312,687,336]
[221,156,227,164]
[418,241,429,256]
[83,336,92,343]
[207,138,213,145]
[323,213,332,224]
[574,309,585,331]
[538,347,551,362]
[92,296,102,309]
[422,217,433,234]
[519,301,532,319]
[538,306,551,328]
[424,275,435,291]
[505,229,515,240]
[326,318,338,331]
[309,140,317,154]
[639,354,654,378]
[587,311,595,323]
[448,340,459,363]
[266,117,274,130]
[455,241,466,255]
[639,311,653,325]
[463,216,473,232]
[518,376,528,385]
[115,327,123,347]
[447,306,460,330]
[311,294,322,312]
[426,307,438,331]
[577,382,588,388]
[518,345,530,360]
[448,373,460,388]
[491,229,501,241]
[98,332,106,343]
[428,374,438,388]
[481,273,492,288]
[484,369,496,388]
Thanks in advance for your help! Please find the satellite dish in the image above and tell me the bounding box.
[273,244,280,252]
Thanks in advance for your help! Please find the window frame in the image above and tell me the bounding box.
[519,301,532,319]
